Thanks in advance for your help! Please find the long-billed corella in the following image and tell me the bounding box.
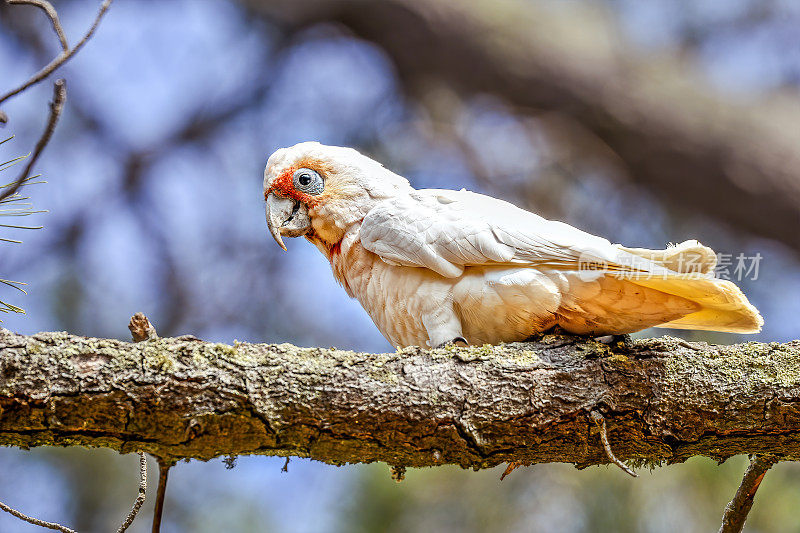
[264,142,762,348]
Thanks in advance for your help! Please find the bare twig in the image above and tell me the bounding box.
[591,411,638,478]
[0,500,76,533]
[116,452,147,533]
[0,79,65,202]
[718,455,778,533]
[0,0,112,107]
[151,460,171,533]
[500,462,522,481]
[7,0,69,51]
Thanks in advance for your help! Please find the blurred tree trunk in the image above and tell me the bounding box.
[1,328,799,469]
[247,0,800,250]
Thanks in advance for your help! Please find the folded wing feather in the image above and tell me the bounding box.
[359,188,763,334]
[361,188,672,277]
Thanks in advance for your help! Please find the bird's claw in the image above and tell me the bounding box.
[595,334,632,347]
[435,337,468,348]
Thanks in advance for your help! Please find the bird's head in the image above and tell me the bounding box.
[263,142,410,253]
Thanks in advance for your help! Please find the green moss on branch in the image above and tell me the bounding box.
[1,328,799,469]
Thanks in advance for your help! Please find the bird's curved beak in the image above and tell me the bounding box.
[266,191,311,251]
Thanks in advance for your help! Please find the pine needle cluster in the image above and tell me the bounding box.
[0,136,45,318]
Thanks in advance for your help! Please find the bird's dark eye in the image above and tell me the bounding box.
[292,168,324,195]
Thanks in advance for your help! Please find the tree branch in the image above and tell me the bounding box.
[0,0,112,108]
[0,500,76,533]
[116,452,147,533]
[151,460,170,533]
[1,329,799,469]
[0,79,65,202]
[7,0,69,52]
[718,455,778,533]
[591,411,637,478]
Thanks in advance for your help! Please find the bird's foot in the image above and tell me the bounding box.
[543,325,570,336]
[594,334,633,347]
[526,325,566,341]
[527,329,632,350]
[435,337,469,348]
[525,325,579,344]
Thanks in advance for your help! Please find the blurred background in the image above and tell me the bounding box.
[1,0,799,531]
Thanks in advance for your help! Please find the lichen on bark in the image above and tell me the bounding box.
[1,328,799,470]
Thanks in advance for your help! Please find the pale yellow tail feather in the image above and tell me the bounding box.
[619,240,717,275]
[656,309,762,334]
[614,239,762,334]
[631,276,763,334]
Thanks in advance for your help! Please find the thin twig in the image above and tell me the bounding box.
[590,411,638,478]
[0,79,65,202]
[8,0,69,51]
[0,0,113,107]
[151,460,171,533]
[500,462,522,481]
[116,452,147,533]
[0,500,76,533]
[718,455,778,533]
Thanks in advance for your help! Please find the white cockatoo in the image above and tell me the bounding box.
[264,142,763,348]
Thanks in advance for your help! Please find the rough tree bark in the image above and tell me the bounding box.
[248,0,800,252]
[0,328,798,470]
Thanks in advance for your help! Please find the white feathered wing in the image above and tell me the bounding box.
[359,188,762,334]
